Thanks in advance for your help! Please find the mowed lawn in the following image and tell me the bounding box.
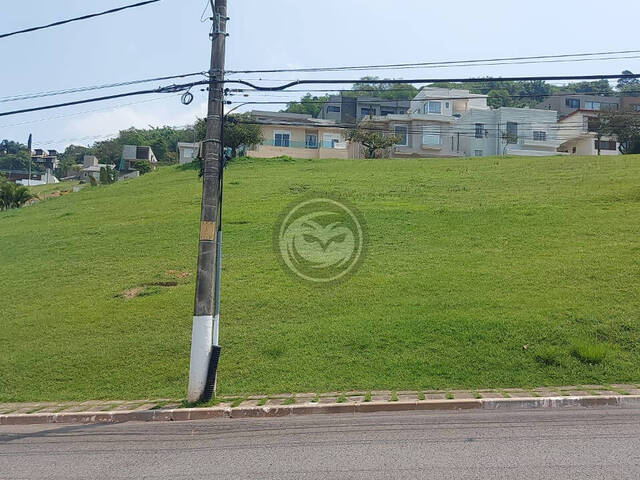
[1,155,640,402]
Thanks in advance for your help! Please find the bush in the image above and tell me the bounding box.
[89,175,97,187]
[571,341,610,364]
[0,176,35,210]
[533,346,565,366]
[133,160,152,175]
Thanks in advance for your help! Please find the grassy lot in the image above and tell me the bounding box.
[1,155,639,402]
[29,180,80,197]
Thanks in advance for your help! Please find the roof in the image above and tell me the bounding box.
[249,110,337,126]
[414,87,488,100]
[558,109,600,121]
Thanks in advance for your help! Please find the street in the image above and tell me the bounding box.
[2,406,640,479]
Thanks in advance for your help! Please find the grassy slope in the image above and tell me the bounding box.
[1,156,639,402]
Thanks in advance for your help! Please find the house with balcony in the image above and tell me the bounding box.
[120,145,158,171]
[457,107,564,157]
[357,87,490,158]
[318,95,410,125]
[536,93,620,118]
[246,111,352,159]
[556,110,620,155]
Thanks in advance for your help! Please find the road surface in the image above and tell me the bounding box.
[2,406,640,479]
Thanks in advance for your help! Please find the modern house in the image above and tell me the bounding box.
[536,93,620,118]
[120,145,158,171]
[556,110,620,155]
[457,107,564,157]
[246,111,352,159]
[80,155,116,182]
[410,87,490,117]
[319,95,410,125]
[31,149,60,172]
[356,87,490,158]
[177,142,200,164]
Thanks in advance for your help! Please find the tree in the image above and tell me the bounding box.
[284,93,328,117]
[346,126,400,158]
[617,70,640,97]
[0,175,35,210]
[346,77,418,101]
[223,114,263,158]
[598,111,640,154]
[99,166,118,184]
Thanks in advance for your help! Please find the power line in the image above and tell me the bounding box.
[0,72,207,103]
[226,49,640,74]
[2,74,639,118]
[0,80,209,118]
[0,0,162,39]
[229,73,640,92]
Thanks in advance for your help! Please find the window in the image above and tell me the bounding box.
[475,123,484,139]
[585,101,601,111]
[587,117,600,132]
[595,140,617,151]
[326,105,340,113]
[633,104,640,112]
[274,131,290,147]
[445,102,450,109]
[360,107,376,116]
[322,133,341,148]
[424,101,442,114]
[183,148,194,159]
[474,150,483,157]
[380,109,395,116]
[305,134,318,148]
[394,125,408,146]
[533,131,547,141]
[422,125,441,146]
[506,121,518,142]
[566,98,580,109]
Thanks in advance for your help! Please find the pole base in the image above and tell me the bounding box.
[203,345,221,402]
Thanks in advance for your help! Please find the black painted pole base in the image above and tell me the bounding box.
[203,345,221,402]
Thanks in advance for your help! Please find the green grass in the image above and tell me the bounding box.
[571,341,611,364]
[1,155,640,402]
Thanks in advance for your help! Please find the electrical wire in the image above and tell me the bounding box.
[0,0,162,39]
[226,49,640,74]
[0,72,207,103]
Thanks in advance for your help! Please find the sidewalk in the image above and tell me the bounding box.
[2,384,640,426]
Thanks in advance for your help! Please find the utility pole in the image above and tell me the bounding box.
[27,134,32,186]
[187,0,227,403]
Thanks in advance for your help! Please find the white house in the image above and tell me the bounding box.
[556,110,620,155]
[177,142,200,164]
[456,107,564,157]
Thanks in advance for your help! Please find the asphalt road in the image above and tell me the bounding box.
[2,407,640,479]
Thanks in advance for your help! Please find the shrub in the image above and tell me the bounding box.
[0,176,35,210]
[133,160,152,175]
[533,346,565,366]
[571,341,610,364]
[89,175,97,187]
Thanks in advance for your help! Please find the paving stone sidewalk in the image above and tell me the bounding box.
[2,384,640,416]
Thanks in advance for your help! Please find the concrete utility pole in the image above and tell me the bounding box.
[187,0,227,403]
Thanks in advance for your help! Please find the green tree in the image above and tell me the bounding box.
[133,160,152,175]
[346,77,418,100]
[346,126,400,158]
[598,111,640,154]
[617,70,640,97]
[284,93,329,117]
[223,114,263,158]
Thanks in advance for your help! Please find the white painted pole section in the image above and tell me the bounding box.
[187,315,213,403]
[213,231,222,346]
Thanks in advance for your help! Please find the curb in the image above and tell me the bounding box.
[2,395,640,426]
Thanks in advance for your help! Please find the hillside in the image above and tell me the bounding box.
[1,155,640,402]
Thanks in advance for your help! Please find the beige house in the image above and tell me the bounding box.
[557,110,620,155]
[80,155,115,182]
[246,111,351,159]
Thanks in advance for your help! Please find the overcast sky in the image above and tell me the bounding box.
[1,0,639,150]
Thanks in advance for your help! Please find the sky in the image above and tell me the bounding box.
[1,0,640,151]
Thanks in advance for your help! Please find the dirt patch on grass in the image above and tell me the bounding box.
[122,287,144,300]
[142,281,178,287]
[167,270,191,279]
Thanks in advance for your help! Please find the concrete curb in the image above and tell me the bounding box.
[2,395,640,426]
